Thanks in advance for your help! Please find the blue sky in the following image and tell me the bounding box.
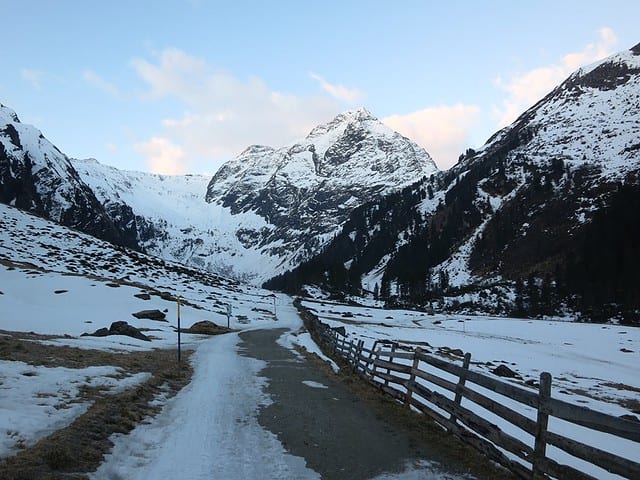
[2,1,639,174]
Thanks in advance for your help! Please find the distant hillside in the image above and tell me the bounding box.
[266,42,640,324]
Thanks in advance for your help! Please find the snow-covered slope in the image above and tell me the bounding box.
[0,104,137,248]
[269,43,640,322]
[438,41,640,285]
[475,42,640,179]
[73,108,437,284]
[0,201,301,465]
[71,159,279,282]
[0,201,279,338]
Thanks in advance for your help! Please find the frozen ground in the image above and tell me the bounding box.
[92,328,321,480]
[94,298,477,480]
[0,359,149,457]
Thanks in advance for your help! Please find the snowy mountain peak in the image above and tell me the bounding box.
[206,107,437,207]
[0,103,139,249]
[199,108,438,280]
[0,104,20,124]
[565,42,640,92]
[475,42,640,181]
[305,107,387,144]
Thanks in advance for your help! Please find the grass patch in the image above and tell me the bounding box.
[0,330,193,480]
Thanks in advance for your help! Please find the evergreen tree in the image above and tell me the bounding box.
[513,278,525,317]
[526,274,540,317]
[540,273,554,316]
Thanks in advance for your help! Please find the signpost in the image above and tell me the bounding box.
[268,294,277,317]
[226,303,232,328]
[177,296,182,364]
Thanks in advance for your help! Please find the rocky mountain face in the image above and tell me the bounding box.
[205,108,437,266]
[0,105,139,249]
[266,43,640,324]
[0,106,436,284]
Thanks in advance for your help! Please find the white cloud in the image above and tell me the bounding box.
[131,48,343,174]
[134,137,187,175]
[309,72,364,105]
[493,28,618,128]
[20,69,44,91]
[383,104,482,170]
[83,70,121,98]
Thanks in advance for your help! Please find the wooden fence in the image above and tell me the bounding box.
[296,300,640,480]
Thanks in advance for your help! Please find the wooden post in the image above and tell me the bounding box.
[367,340,379,378]
[348,339,354,365]
[177,296,182,365]
[532,372,552,479]
[371,348,380,383]
[353,340,360,373]
[450,352,471,424]
[226,303,232,328]
[384,343,397,388]
[404,347,421,409]
[352,340,363,373]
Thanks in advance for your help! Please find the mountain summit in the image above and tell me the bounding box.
[206,107,435,207]
[202,108,437,275]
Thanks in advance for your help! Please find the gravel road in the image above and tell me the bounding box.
[239,328,514,480]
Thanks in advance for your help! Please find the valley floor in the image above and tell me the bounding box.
[0,291,513,480]
[93,298,502,480]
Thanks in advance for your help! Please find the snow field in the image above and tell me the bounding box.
[0,360,150,458]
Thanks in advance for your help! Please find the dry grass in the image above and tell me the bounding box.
[0,330,193,480]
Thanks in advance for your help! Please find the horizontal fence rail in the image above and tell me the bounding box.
[295,299,640,480]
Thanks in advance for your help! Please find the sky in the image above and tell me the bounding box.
[1,1,639,175]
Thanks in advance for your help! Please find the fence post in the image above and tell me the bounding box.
[353,340,363,374]
[367,340,379,378]
[371,348,380,384]
[532,372,552,479]
[404,347,421,409]
[384,343,397,388]
[450,352,471,424]
[348,339,355,366]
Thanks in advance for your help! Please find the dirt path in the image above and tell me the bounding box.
[239,328,515,480]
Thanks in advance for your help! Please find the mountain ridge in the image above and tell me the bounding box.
[265,42,640,324]
[63,108,436,283]
[0,103,139,249]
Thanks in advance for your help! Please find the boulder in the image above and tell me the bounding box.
[131,309,166,321]
[492,364,520,379]
[109,321,150,341]
[182,321,231,336]
[81,327,109,337]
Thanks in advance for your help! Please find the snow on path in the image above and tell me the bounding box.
[93,296,479,479]
[92,331,320,480]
